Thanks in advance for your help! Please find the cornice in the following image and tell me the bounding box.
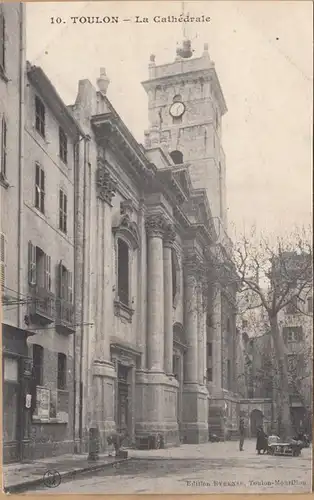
[92,113,156,188]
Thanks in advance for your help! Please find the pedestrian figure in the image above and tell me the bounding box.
[256,425,268,454]
[239,417,245,451]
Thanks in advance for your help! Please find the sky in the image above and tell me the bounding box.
[26,1,313,238]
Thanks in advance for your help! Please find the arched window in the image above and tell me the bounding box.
[117,238,129,306]
[170,150,183,165]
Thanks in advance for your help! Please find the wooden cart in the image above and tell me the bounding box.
[268,442,302,457]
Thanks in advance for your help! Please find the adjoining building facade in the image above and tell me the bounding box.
[0,2,31,464]
[22,63,85,459]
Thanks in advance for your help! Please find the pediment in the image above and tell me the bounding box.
[112,214,140,249]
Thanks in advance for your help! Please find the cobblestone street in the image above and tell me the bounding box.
[31,440,312,494]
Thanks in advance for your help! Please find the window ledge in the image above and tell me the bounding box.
[114,299,134,323]
[0,173,9,189]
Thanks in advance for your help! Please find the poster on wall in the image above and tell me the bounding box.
[36,387,50,420]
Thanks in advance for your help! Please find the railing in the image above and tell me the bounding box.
[56,299,75,333]
[29,286,55,324]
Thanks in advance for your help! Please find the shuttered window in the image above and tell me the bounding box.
[59,127,68,164]
[35,163,45,214]
[28,241,36,285]
[28,241,51,291]
[44,254,51,291]
[58,262,73,303]
[35,96,45,137]
[59,189,67,233]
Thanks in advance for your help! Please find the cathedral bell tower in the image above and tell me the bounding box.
[142,40,228,233]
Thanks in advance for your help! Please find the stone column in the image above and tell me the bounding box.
[212,285,222,390]
[184,263,199,383]
[197,284,205,385]
[163,226,176,375]
[145,214,166,372]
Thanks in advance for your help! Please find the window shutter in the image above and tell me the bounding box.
[44,254,51,291]
[0,232,5,290]
[58,260,63,299]
[28,241,36,285]
[68,271,73,303]
[40,169,45,211]
[64,194,67,233]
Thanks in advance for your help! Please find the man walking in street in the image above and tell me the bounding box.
[239,416,245,451]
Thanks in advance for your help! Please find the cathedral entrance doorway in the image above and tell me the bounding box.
[117,364,129,435]
[250,409,264,437]
[173,323,187,442]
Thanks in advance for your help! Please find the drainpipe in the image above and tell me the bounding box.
[17,2,25,329]
[72,140,78,452]
[79,136,89,447]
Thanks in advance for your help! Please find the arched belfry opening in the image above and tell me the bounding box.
[170,150,183,165]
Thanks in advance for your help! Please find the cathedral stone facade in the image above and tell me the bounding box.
[72,41,239,450]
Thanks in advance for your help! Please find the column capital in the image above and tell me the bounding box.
[163,224,176,248]
[184,256,205,280]
[145,214,168,238]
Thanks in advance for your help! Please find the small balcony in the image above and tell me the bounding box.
[29,286,55,325]
[56,299,75,334]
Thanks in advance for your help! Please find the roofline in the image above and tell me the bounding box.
[26,62,85,138]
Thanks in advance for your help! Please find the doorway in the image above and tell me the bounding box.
[117,364,129,434]
[250,409,264,437]
[3,356,22,463]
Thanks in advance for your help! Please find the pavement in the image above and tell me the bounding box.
[13,439,312,495]
[2,452,128,493]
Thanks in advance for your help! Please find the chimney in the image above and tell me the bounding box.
[97,67,110,95]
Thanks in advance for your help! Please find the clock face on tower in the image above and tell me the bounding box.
[169,101,185,118]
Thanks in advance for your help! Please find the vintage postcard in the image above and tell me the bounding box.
[0,0,313,496]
